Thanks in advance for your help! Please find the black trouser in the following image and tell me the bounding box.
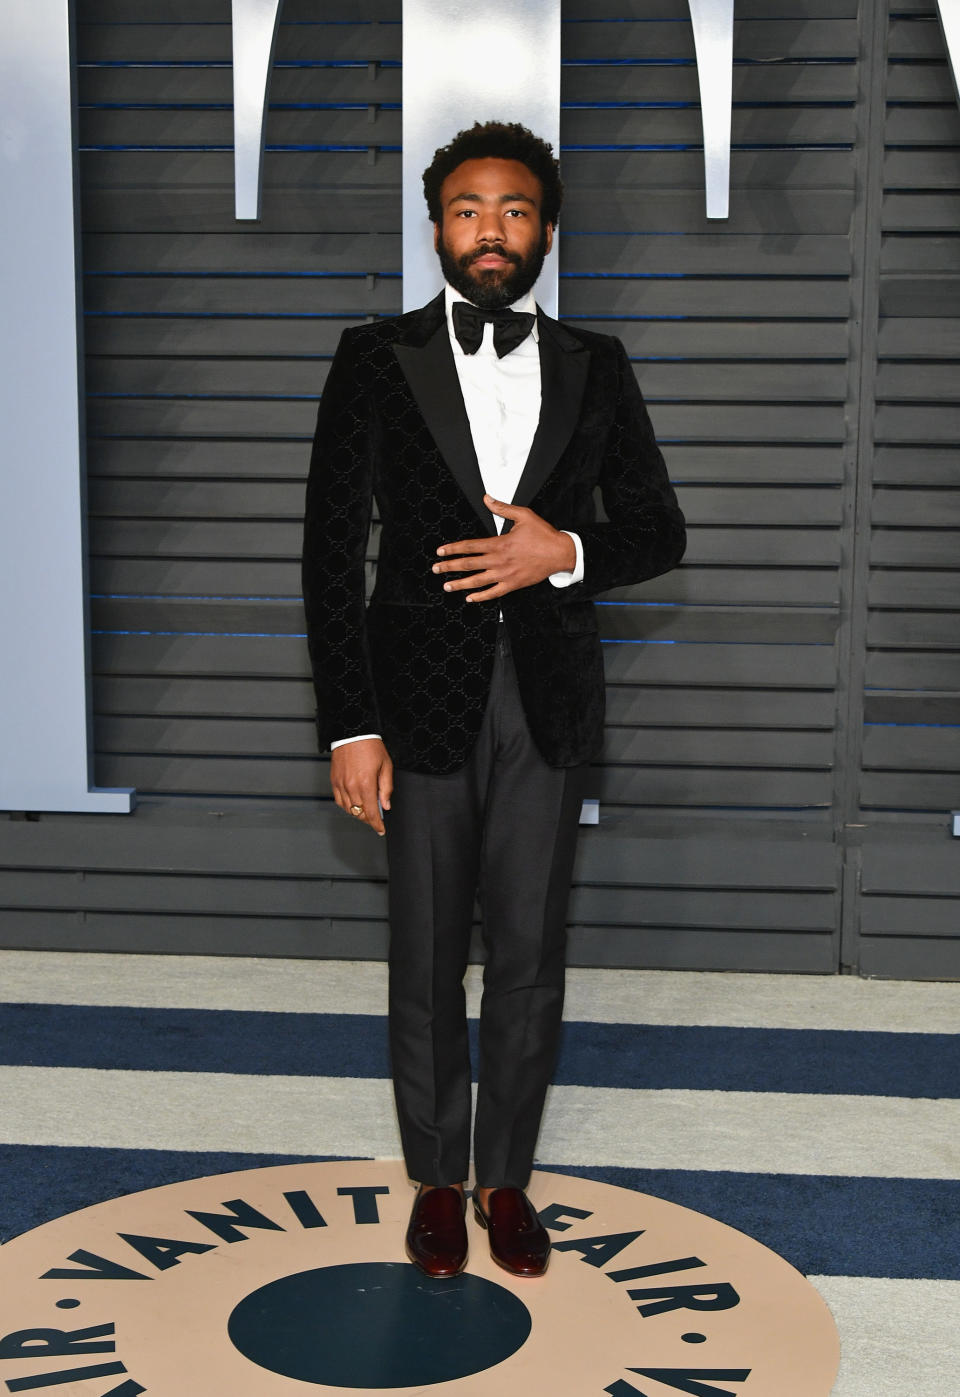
[384,626,589,1189]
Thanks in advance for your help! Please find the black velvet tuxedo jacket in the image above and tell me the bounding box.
[302,290,686,774]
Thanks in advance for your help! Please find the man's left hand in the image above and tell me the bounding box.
[433,495,576,602]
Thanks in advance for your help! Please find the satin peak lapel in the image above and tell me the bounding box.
[393,323,495,535]
[512,314,590,511]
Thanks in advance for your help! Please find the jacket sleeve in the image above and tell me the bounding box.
[571,337,686,600]
[301,328,381,752]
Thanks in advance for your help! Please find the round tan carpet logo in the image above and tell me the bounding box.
[0,1160,839,1395]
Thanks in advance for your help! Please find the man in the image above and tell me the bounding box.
[302,121,685,1279]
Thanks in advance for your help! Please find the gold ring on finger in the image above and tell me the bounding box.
[349,804,364,818]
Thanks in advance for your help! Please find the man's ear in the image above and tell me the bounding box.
[544,222,554,255]
[433,222,440,252]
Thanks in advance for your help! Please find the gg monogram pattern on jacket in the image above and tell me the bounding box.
[302,292,686,774]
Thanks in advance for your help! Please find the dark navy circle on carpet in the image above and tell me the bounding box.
[228,1261,531,1388]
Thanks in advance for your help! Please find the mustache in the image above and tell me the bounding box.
[466,244,522,267]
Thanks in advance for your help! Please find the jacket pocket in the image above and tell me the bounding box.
[558,601,599,635]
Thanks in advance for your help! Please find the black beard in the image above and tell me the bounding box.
[438,228,548,310]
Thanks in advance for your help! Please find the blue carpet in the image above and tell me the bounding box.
[2,1144,958,1280]
[544,1164,960,1282]
[2,1004,957,1098]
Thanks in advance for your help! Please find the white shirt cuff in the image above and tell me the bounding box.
[548,532,584,588]
[331,734,382,750]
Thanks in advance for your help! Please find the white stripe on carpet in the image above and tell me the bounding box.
[1,1067,957,1179]
[810,1276,960,1397]
[2,951,959,1033]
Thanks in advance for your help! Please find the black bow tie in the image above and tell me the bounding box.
[452,301,536,359]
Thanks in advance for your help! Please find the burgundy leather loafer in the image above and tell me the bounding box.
[405,1186,468,1278]
[473,1187,550,1277]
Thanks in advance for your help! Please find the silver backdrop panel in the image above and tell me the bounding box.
[689,0,734,221]
[939,0,960,106]
[232,0,284,221]
[0,0,132,812]
[401,0,561,315]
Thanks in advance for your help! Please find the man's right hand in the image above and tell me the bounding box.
[330,738,394,837]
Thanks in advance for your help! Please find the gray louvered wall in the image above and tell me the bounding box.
[856,0,960,976]
[1,0,958,977]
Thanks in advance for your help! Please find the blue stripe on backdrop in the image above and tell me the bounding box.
[1,1005,957,1099]
[1,1145,957,1280]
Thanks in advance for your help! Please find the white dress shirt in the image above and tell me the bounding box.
[332,284,584,750]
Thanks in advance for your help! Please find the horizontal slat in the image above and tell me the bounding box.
[85,398,847,440]
[86,357,851,404]
[87,519,842,569]
[862,725,960,772]
[884,150,960,190]
[90,633,839,688]
[596,766,832,808]
[874,404,960,441]
[89,750,834,808]
[75,18,858,64]
[89,676,837,731]
[877,318,960,357]
[94,676,315,719]
[91,716,833,770]
[87,440,310,479]
[84,316,851,362]
[84,440,845,485]
[864,693,960,725]
[81,274,851,320]
[685,529,840,565]
[884,107,960,146]
[856,937,960,980]
[90,558,837,611]
[872,447,960,486]
[77,106,856,151]
[0,911,835,971]
[887,15,954,59]
[83,275,401,317]
[84,233,400,276]
[0,811,837,888]
[603,728,832,767]
[880,279,960,320]
[865,651,960,690]
[861,892,960,932]
[88,596,836,647]
[0,875,835,934]
[76,22,402,62]
[859,771,960,811]
[83,231,853,280]
[77,148,855,196]
[81,187,855,236]
[73,0,852,18]
[868,611,960,650]
[880,237,960,279]
[75,67,858,113]
[870,488,960,527]
[86,480,843,526]
[869,570,960,610]
[885,63,957,104]
[882,193,960,233]
[877,369,960,413]
[637,568,839,607]
[606,686,836,729]
[862,839,960,895]
[90,561,304,596]
[81,0,400,16]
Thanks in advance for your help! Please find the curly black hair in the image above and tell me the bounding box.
[422,120,563,228]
